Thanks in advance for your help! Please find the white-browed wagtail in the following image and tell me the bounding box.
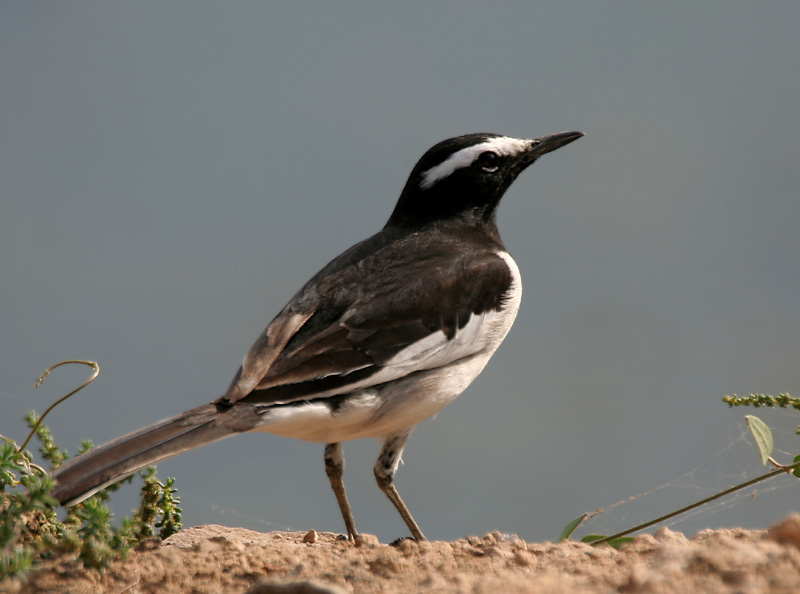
[52,130,584,542]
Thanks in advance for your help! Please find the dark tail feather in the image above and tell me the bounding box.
[51,402,259,506]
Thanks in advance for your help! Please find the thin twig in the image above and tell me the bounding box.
[589,459,800,546]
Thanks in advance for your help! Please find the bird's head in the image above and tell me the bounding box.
[388,131,583,228]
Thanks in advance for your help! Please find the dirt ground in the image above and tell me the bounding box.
[10,514,800,593]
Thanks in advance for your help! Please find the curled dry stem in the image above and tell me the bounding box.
[18,360,100,454]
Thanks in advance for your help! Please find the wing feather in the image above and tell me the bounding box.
[218,227,513,408]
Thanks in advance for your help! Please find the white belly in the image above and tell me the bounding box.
[252,251,522,443]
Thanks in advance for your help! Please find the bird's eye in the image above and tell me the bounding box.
[477,151,499,172]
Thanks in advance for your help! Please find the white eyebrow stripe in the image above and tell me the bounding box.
[420,136,531,190]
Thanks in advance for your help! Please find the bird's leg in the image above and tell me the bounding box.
[374,431,427,542]
[324,442,359,543]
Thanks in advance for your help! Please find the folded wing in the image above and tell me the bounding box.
[219,233,514,408]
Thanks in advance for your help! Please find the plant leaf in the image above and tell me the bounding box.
[745,415,773,465]
[559,514,586,541]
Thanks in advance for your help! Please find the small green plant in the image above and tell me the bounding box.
[722,392,800,412]
[123,467,183,541]
[0,441,59,580]
[1,360,183,583]
[1,418,184,580]
[560,392,800,546]
[723,393,800,475]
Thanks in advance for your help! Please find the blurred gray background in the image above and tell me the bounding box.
[3,2,799,543]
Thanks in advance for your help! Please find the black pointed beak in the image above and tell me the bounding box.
[526,130,585,161]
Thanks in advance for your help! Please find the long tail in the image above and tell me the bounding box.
[51,402,261,506]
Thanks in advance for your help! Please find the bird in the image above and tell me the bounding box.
[51,130,584,543]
